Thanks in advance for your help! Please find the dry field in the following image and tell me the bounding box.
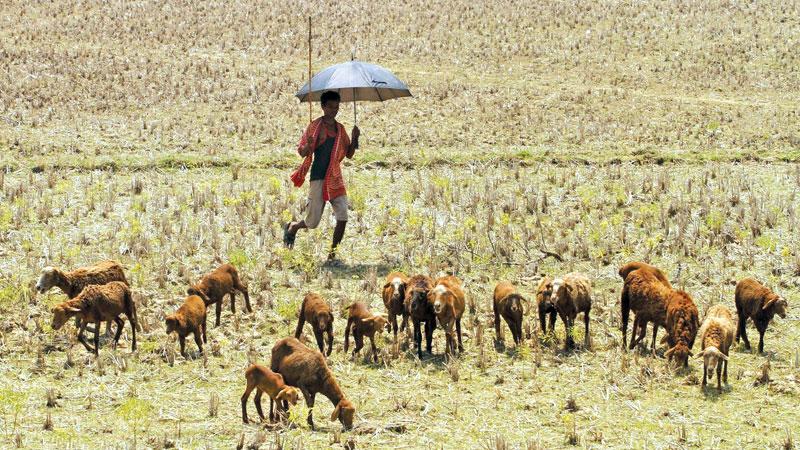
[0,1,799,449]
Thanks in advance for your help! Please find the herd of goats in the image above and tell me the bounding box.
[36,259,789,431]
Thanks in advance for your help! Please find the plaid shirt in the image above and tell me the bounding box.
[290,117,351,202]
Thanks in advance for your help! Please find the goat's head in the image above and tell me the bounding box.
[164,315,179,335]
[331,398,356,430]
[275,386,301,406]
[665,342,693,368]
[36,267,59,294]
[763,294,788,319]
[51,303,81,330]
[695,346,728,379]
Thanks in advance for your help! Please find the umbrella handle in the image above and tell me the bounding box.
[353,88,357,126]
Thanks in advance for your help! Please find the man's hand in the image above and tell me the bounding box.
[300,141,312,157]
[351,126,360,142]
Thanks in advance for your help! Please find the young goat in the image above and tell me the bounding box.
[187,263,251,327]
[294,293,334,356]
[51,281,138,355]
[241,364,301,424]
[344,302,389,363]
[382,271,408,339]
[735,277,788,354]
[37,260,129,336]
[663,290,699,368]
[696,305,735,389]
[493,281,528,345]
[271,337,356,431]
[404,274,436,359]
[429,276,465,356]
[536,276,557,335]
[551,273,592,350]
[165,295,207,358]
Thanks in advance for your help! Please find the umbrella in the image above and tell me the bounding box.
[295,60,411,124]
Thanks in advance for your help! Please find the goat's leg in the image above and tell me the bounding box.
[305,392,316,431]
[202,314,208,343]
[179,336,187,358]
[424,320,434,354]
[254,390,265,421]
[738,317,750,350]
[702,361,707,386]
[548,311,557,336]
[112,316,125,349]
[313,328,324,354]
[93,320,100,355]
[294,314,305,338]
[584,311,591,349]
[494,304,502,340]
[77,319,93,352]
[456,318,464,352]
[193,329,203,355]
[241,383,254,423]
[326,326,333,356]
[215,300,222,327]
[230,292,236,314]
[723,358,728,384]
[716,364,722,389]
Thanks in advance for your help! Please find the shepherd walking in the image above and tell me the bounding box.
[283,91,360,261]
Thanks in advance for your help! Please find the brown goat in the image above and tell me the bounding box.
[187,263,251,327]
[404,274,436,359]
[344,302,389,363]
[696,304,735,389]
[620,265,671,351]
[663,290,699,368]
[165,295,207,358]
[429,276,465,356]
[271,337,356,431]
[382,271,408,338]
[735,277,788,354]
[294,293,334,356]
[536,276,556,335]
[551,273,592,350]
[493,282,527,345]
[241,364,301,424]
[618,261,671,351]
[37,260,129,336]
[51,281,138,355]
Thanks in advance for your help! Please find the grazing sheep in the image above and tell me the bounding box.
[37,260,129,336]
[51,281,138,355]
[271,337,356,431]
[663,290,699,368]
[735,278,788,354]
[344,302,389,362]
[493,282,528,345]
[382,272,408,338]
[241,364,301,424]
[294,293,334,356]
[536,276,557,335]
[165,295,207,358]
[620,265,671,351]
[618,261,671,351]
[187,263,251,327]
[404,274,436,359]
[551,273,592,350]
[696,305,735,389]
[429,276,466,356]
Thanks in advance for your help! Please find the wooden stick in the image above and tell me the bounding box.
[308,16,312,124]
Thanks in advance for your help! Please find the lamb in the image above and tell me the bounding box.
[493,281,527,345]
[382,272,408,338]
[165,295,207,358]
[271,337,356,431]
[36,260,129,336]
[536,276,557,335]
[620,264,671,351]
[187,263,251,327]
[241,364,301,424]
[294,293,335,356]
[344,302,389,362]
[551,273,592,350]
[51,281,138,355]
[735,277,788,354]
[429,276,465,356]
[403,274,436,359]
[696,304,735,389]
[618,261,671,351]
[663,290,699,368]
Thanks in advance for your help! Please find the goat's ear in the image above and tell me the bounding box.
[762,297,777,310]
[67,307,82,313]
[719,352,728,361]
[330,402,341,421]
[275,387,291,402]
[694,350,705,359]
[664,347,674,358]
[687,350,693,357]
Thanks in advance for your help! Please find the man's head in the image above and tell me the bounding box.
[320,91,340,120]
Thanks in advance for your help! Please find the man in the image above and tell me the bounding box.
[284,91,360,261]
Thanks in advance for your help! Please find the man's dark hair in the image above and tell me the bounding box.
[320,91,340,105]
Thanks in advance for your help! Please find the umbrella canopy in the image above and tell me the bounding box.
[295,60,412,103]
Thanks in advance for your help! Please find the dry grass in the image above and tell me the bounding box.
[0,0,799,449]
